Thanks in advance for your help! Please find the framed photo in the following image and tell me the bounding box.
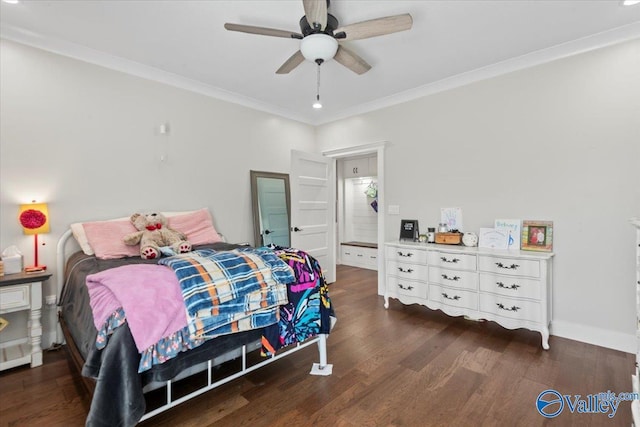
[521,220,553,252]
[399,219,419,241]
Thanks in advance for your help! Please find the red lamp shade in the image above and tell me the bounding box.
[18,202,49,271]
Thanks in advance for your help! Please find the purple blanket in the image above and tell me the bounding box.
[86,264,187,352]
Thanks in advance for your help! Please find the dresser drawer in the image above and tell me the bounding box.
[386,276,428,299]
[479,293,541,323]
[478,255,540,278]
[428,251,477,271]
[0,285,30,312]
[429,284,478,311]
[479,273,542,300]
[386,245,428,264]
[428,266,478,291]
[341,246,378,270]
[387,260,427,281]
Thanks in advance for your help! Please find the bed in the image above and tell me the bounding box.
[55,209,335,426]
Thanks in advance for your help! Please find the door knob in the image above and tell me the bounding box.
[292,226,303,232]
[264,229,272,235]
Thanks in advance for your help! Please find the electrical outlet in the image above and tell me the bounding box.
[45,295,57,305]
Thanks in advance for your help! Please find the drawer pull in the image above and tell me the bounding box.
[440,256,460,264]
[442,274,460,281]
[496,303,520,312]
[344,251,351,255]
[442,293,461,301]
[357,254,363,257]
[495,262,519,270]
[370,256,377,259]
[398,283,414,291]
[398,267,414,273]
[496,282,520,291]
[398,251,413,258]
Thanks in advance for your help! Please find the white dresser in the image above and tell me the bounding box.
[631,218,640,425]
[385,241,554,349]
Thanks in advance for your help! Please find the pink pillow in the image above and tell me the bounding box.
[83,220,140,259]
[82,209,221,260]
[168,209,221,246]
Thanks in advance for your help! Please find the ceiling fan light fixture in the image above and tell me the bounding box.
[300,34,338,62]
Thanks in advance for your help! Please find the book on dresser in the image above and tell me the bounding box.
[384,241,554,349]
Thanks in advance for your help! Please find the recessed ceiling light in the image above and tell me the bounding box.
[622,0,640,6]
[2,0,20,4]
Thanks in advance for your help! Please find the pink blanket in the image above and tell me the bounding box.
[86,264,187,352]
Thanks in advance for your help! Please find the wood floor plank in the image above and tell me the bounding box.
[0,264,634,426]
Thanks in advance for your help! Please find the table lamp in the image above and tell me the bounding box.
[18,201,50,272]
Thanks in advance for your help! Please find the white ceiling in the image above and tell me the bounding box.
[1,1,639,125]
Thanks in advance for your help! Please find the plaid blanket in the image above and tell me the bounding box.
[159,248,294,338]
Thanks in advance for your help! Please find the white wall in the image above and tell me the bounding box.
[0,39,316,347]
[316,40,640,352]
[343,177,378,244]
[1,37,638,353]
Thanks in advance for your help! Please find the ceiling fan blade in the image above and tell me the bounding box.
[303,0,327,30]
[335,13,413,41]
[276,50,305,74]
[224,23,302,39]
[334,45,371,75]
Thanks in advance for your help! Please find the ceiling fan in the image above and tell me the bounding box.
[224,0,413,75]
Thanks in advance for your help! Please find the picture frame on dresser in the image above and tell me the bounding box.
[521,220,553,252]
[399,219,419,242]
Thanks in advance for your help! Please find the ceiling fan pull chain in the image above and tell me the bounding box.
[313,60,323,108]
[317,62,321,97]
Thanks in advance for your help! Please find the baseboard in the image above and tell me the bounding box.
[551,320,635,354]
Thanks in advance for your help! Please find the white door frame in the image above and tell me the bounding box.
[323,141,387,295]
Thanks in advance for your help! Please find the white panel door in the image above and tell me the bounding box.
[290,150,336,283]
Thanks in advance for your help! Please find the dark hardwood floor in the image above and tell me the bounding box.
[1,265,635,426]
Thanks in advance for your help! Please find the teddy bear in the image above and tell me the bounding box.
[123,212,192,259]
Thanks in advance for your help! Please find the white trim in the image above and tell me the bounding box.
[0,26,310,125]
[323,141,388,158]
[3,22,639,126]
[315,22,640,125]
[323,142,388,295]
[551,319,634,353]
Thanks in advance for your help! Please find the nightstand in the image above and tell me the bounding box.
[0,271,51,370]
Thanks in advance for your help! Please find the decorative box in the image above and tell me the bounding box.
[435,232,462,245]
[1,256,22,274]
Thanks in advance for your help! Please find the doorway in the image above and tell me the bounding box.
[337,154,378,270]
[323,142,387,295]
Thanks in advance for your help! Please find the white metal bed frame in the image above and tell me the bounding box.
[55,229,332,422]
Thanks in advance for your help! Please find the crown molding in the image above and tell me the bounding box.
[0,25,312,125]
[311,21,640,126]
[3,21,639,128]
